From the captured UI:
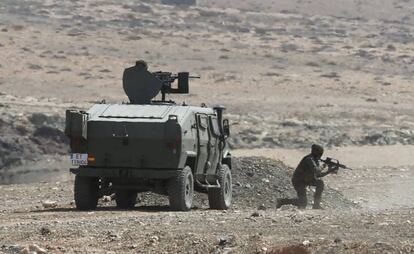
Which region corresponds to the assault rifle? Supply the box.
[320,157,353,172]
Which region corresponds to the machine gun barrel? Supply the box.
[169,75,200,80]
[151,71,200,101]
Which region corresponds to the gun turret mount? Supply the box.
[122,61,199,104]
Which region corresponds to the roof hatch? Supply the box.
[99,105,172,119]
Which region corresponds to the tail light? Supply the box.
[88,155,96,162]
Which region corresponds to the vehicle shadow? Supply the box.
[30,205,204,213]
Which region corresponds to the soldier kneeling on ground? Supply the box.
[277,144,338,209]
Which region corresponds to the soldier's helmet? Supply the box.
[311,144,324,158]
[135,60,148,70]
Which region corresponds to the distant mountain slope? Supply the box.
[199,0,414,24]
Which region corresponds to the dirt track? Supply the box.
[0,181,413,254]
[0,201,413,253]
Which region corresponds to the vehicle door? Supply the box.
[195,114,210,176]
[205,116,220,176]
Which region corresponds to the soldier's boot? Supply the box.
[312,197,323,209]
[276,198,287,209]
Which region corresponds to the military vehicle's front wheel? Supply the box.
[115,190,137,209]
[168,166,194,211]
[74,175,99,210]
[208,164,232,210]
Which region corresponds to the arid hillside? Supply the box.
[199,0,414,24]
[0,0,413,253]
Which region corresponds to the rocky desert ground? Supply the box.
[0,0,413,253]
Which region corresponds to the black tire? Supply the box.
[168,166,194,211]
[115,190,137,209]
[208,164,232,210]
[74,175,99,211]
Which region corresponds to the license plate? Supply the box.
[71,153,88,166]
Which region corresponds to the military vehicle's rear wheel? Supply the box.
[208,164,232,210]
[168,166,194,211]
[115,190,137,209]
[74,175,99,211]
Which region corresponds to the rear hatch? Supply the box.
[87,105,181,169]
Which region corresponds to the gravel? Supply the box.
[135,157,357,210]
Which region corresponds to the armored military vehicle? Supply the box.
[65,61,232,211]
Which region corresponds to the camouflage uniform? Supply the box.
[277,145,330,209]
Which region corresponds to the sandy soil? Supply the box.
[0,0,413,253]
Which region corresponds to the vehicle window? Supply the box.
[198,115,208,129]
[209,116,221,137]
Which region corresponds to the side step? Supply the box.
[195,179,220,189]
